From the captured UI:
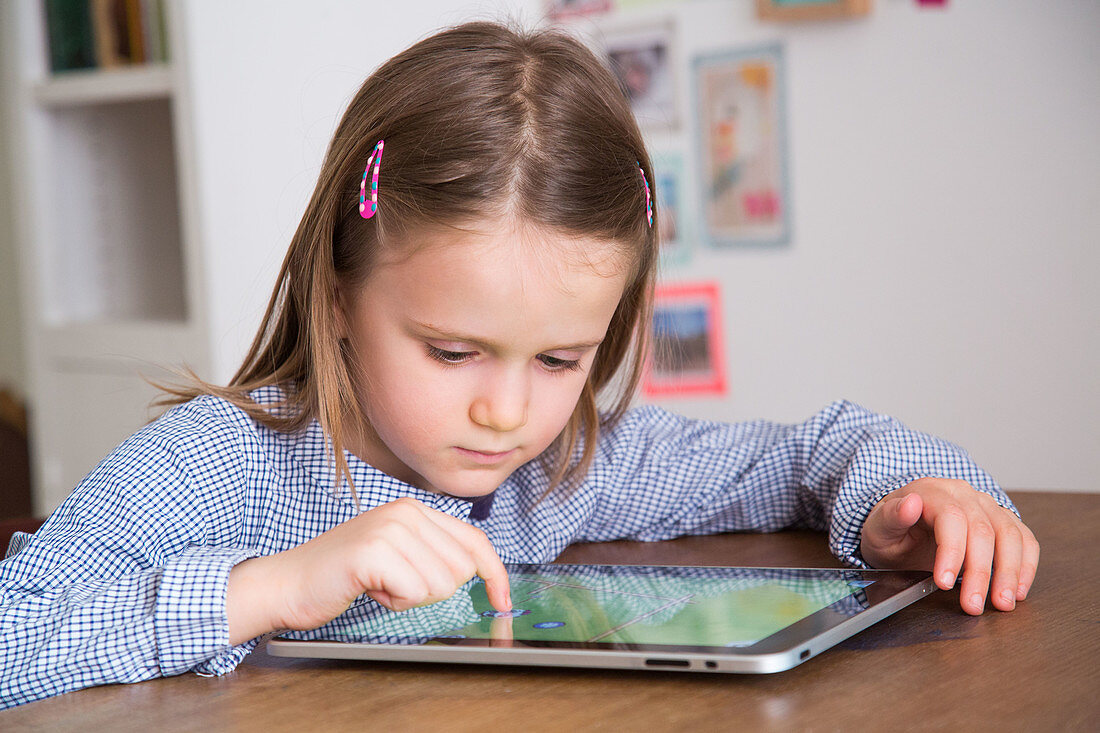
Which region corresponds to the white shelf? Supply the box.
[40,96,188,325]
[7,1,211,513]
[31,65,173,107]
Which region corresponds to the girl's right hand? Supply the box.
[227,497,511,645]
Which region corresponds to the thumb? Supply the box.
[872,492,924,542]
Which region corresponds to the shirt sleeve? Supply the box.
[0,405,261,710]
[576,400,1015,566]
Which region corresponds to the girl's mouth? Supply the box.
[454,447,516,465]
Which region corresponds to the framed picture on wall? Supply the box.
[546,0,613,21]
[652,151,692,268]
[693,44,790,248]
[756,0,872,23]
[600,19,680,131]
[643,281,726,398]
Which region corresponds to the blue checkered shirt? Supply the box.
[0,387,1013,708]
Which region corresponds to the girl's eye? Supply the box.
[537,354,582,372]
[426,345,475,365]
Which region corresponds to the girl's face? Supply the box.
[337,220,630,498]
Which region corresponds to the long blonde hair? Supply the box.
[159,21,658,503]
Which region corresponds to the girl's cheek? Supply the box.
[547,380,587,428]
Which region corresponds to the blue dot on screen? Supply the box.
[533,621,565,629]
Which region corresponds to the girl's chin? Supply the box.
[434,481,503,500]
[403,463,503,498]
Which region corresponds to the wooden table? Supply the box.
[2,492,1097,731]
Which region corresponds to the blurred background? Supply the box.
[1,0,1097,518]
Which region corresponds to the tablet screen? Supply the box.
[311,564,883,651]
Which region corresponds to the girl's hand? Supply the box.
[859,478,1039,615]
[228,497,511,644]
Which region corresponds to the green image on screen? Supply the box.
[334,566,868,649]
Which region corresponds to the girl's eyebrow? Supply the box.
[410,320,604,352]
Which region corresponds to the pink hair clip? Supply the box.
[359,140,385,219]
[638,162,652,228]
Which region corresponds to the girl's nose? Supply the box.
[469,371,529,432]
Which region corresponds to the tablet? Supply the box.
[266,564,935,674]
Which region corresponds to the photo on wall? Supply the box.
[643,281,726,398]
[652,151,691,268]
[601,19,679,131]
[546,0,613,21]
[693,44,790,248]
[755,0,873,23]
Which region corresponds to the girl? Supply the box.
[0,22,1037,708]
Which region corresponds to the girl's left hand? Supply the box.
[859,477,1040,615]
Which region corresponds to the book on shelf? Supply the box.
[44,0,169,74]
[44,0,95,72]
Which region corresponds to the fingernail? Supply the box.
[1000,590,1016,609]
[970,593,984,611]
[1017,583,1027,600]
[941,572,955,587]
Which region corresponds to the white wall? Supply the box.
[646,0,1100,493]
[163,0,1100,491]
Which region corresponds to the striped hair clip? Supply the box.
[359,140,385,219]
[638,162,652,228]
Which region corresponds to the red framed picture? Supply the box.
[642,282,727,398]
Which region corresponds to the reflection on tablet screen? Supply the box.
[318,565,872,649]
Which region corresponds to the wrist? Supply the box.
[226,553,287,645]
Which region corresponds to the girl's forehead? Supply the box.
[380,218,631,283]
[362,219,631,352]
